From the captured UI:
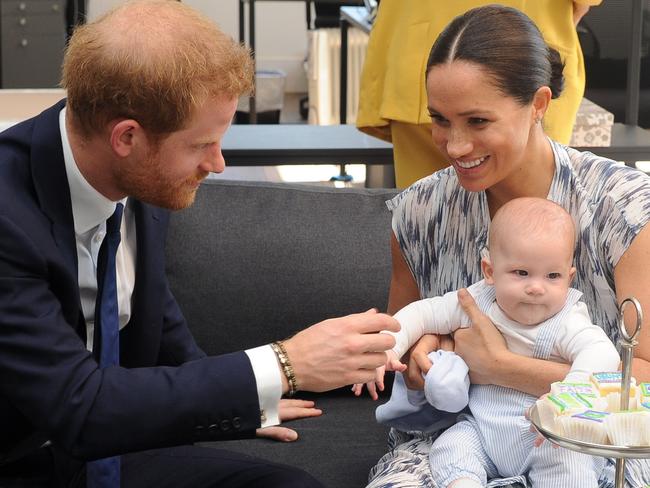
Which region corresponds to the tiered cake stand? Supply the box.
[530,297,649,488]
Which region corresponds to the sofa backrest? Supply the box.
[165,179,399,356]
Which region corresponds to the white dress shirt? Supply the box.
[59,108,281,427]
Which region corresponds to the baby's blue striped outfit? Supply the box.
[428,284,602,487]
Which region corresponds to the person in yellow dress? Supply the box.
[356,0,602,188]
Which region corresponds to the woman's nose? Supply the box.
[446,128,472,159]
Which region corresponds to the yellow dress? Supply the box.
[356,0,602,187]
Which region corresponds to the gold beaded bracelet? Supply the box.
[271,341,298,396]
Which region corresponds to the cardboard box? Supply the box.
[569,97,614,147]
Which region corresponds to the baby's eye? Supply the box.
[514,270,528,277]
[548,272,561,279]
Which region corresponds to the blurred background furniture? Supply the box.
[0,0,66,88]
[579,0,645,126]
[238,0,363,123]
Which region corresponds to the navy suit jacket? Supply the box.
[0,101,260,463]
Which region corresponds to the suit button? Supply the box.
[220,419,231,432]
[232,417,241,429]
[195,425,205,438]
[208,423,218,434]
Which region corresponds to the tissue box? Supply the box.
[569,98,614,147]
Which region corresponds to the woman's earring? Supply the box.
[534,116,542,124]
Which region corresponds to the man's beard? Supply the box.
[116,149,208,210]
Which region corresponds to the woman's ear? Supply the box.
[109,119,143,158]
[531,86,552,123]
[481,256,495,285]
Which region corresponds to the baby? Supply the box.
[358,197,620,488]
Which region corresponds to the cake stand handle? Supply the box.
[615,297,643,488]
[618,297,643,411]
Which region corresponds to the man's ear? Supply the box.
[109,119,143,158]
[481,256,495,285]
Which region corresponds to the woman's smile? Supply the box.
[454,156,488,169]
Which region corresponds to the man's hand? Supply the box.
[256,399,322,442]
[282,309,400,393]
[453,289,508,384]
[402,334,454,390]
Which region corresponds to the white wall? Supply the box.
[87,0,309,92]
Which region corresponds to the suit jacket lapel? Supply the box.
[29,100,84,337]
[30,100,78,277]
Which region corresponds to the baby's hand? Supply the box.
[526,394,558,449]
[385,350,407,373]
[351,351,406,401]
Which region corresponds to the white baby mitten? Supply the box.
[424,350,470,413]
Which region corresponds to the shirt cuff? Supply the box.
[245,345,282,427]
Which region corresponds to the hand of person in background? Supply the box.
[256,399,322,442]
[283,309,400,393]
[453,288,509,385]
[572,2,591,26]
[351,349,407,400]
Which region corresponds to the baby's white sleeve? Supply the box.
[389,290,467,359]
[558,303,620,381]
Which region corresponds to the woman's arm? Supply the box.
[388,233,446,389]
[454,289,570,397]
[613,224,650,382]
[387,233,420,315]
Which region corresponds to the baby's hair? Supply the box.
[489,198,575,256]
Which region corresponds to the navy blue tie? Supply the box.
[87,203,123,488]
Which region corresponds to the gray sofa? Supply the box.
[165,179,400,488]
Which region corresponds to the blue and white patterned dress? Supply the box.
[369,140,650,488]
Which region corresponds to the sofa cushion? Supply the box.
[166,179,399,355]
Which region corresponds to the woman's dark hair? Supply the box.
[426,4,564,104]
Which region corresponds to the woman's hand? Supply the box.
[401,334,454,389]
[453,288,508,384]
[256,399,322,442]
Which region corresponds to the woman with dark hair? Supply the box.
[367,5,650,487]
[356,0,600,189]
